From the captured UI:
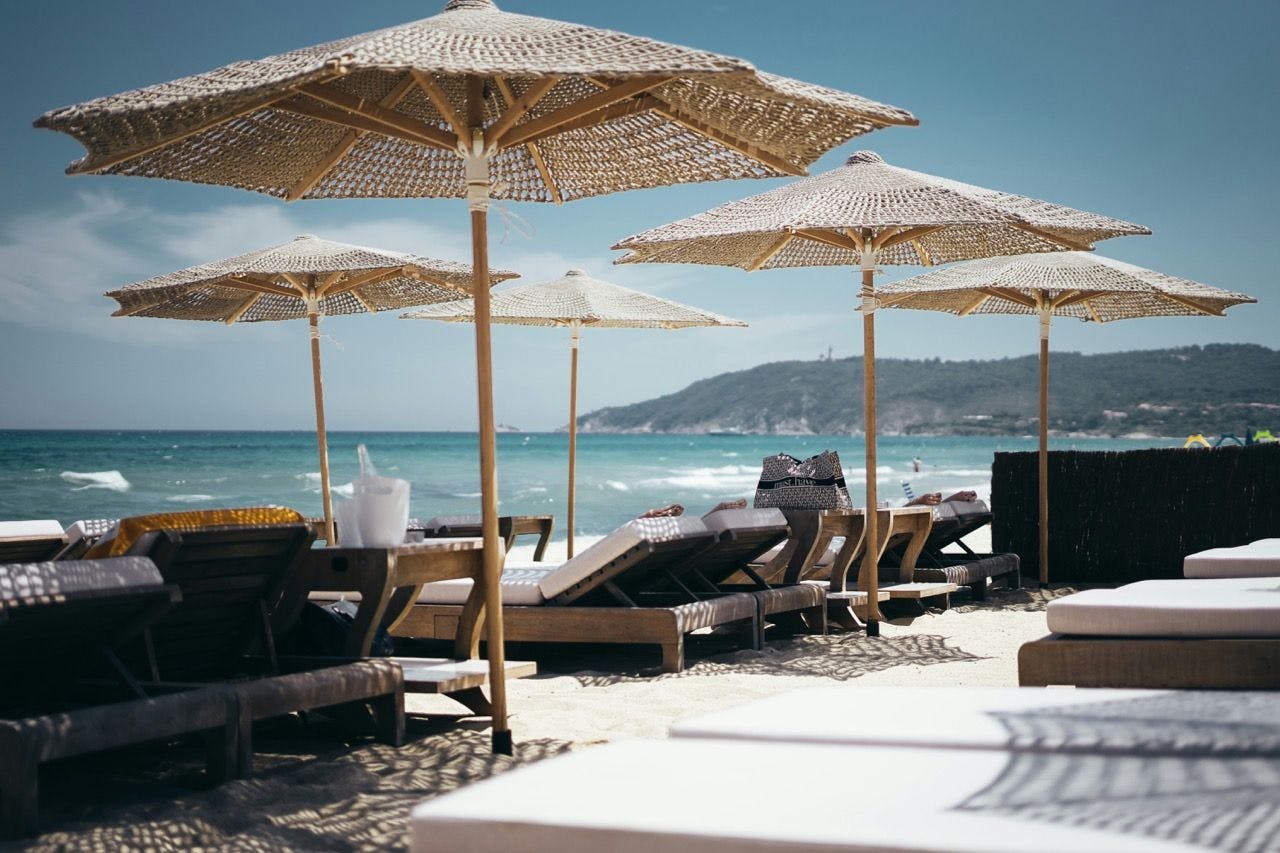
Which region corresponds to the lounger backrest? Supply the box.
[539,516,715,605]
[0,520,68,563]
[127,523,315,680]
[677,508,790,587]
[0,557,176,683]
[925,500,991,550]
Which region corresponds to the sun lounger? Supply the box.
[100,514,406,768]
[1183,538,1280,578]
[662,508,827,640]
[57,518,117,560]
[411,735,1267,852]
[885,500,1021,598]
[0,557,239,837]
[0,520,67,563]
[671,685,1280,756]
[411,514,554,561]
[392,516,761,672]
[1019,577,1280,688]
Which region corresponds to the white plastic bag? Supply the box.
[338,445,410,548]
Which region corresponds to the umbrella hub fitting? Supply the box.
[463,131,491,213]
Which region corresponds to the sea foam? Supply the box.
[61,470,131,492]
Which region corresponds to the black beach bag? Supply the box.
[753,451,853,510]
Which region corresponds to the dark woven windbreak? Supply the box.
[35,0,916,202]
[992,444,1280,583]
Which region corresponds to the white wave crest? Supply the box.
[61,470,131,492]
[605,481,630,491]
[644,464,759,493]
[168,494,215,503]
[297,472,354,497]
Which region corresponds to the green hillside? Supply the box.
[578,344,1280,437]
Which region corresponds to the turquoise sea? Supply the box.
[0,430,1178,536]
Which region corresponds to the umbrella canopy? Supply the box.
[35,1,917,201]
[107,234,517,321]
[107,233,518,546]
[614,151,1149,615]
[38,0,914,754]
[405,269,746,554]
[876,252,1255,582]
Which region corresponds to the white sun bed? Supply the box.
[1183,538,1280,578]
[412,737,1258,852]
[1020,578,1280,688]
[1044,577,1280,637]
[0,520,67,562]
[670,685,1280,756]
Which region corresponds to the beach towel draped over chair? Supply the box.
[85,506,305,558]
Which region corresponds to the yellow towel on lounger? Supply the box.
[86,506,305,558]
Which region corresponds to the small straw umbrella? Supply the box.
[403,268,746,556]
[105,234,517,544]
[875,251,1256,583]
[36,0,914,753]
[614,151,1149,614]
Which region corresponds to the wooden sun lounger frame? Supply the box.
[0,536,67,564]
[394,534,763,672]
[883,505,1020,599]
[659,517,827,642]
[1019,634,1280,689]
[0,557,238,838]
[124,525,407,757]
[415,514,555,562]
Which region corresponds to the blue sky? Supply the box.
[2,0,1275,431]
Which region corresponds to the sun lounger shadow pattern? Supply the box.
[950,693,1280,852]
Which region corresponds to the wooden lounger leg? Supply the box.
[373,690,406,746]
[743,616,763,652]
[660,638,685,674]
[445,686,492,718]
[204,705,241,783]
[971,581,988,601]
[234,708,254,779]
[866,619,880,638]
[0,727,39,839]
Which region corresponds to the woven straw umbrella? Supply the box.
[614,150,1149,611]
[876,251,1255,583]
[105,234,517,545]
[404,268,746,556]
[35,0,913,753]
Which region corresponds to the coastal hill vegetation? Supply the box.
[578,344,1280,437]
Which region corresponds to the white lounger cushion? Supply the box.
[1046,578,1280,637]
[411,566,552,606]
[1184,539,1280,578]
[671,686,1280,755]
[0,519,66,540]
[412,738,1220,852]
[701,507,786,535]
[536,515,708,600]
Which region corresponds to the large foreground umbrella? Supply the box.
[404,268,746,556]
[105,234,516,545]
[614,151,1148,611]
[875,251,1255,583]
[37,0,914,751]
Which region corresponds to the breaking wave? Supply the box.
[61,470,131,492]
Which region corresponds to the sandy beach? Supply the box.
[20,552,1076,851]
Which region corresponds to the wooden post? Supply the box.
[307,294,336,545]
[858,244,884,623]
[567,323,581,558]
[1038,305,1051,585]
[465,76,511,755]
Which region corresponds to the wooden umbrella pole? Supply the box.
[1038,305,1051,585]
[859,249,884,626]
[464,84,511,754]
[567,323,581,558]
[307,298,336,545]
